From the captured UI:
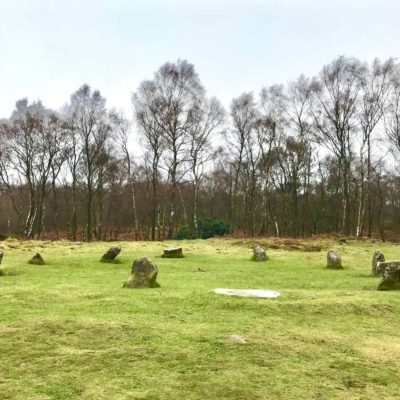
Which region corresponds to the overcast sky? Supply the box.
[1,0,399,119]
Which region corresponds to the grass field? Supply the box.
[0,237,399,400]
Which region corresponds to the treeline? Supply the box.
[1,56,400,241]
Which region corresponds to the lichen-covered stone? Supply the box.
[372,250,385,276]
[161,247,183,258]
[101,246,121,262]
[327,250,342,269]
[123,257,160,289]
[252,245,268,261]
[376,260,400,290]
[28,253,45,265]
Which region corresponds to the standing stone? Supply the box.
[252,245,268,261]
[376,261,400,290]
[372,250,385,276]
[28,253,45,265]
[327,250,342,269]
[123,257,160,288]
[0,251,4,276]
[101,246,122,262]
[161,247,183,258]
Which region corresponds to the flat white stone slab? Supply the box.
[211,288,280,298]
[230,335,248,344]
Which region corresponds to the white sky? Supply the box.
[1,0,399,119]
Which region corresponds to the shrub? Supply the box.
[174,218,230,240]
[198,218,230,239]
[0,233,21,241]
[174,227,189,240]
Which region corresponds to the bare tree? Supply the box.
[385,64,400,167]
[285,76,313,235]
[0,100,67,238]
[228,92,257,230]
[63,112,82,241]
[258,85,286,235]
[109,110,140,239]
[187,97,224,235]
[356,58,395,237]
[68,84,109,241]
[311,56,366,234]
[133,80,165,241]
[134,60,205,239]
[35,111,69,238]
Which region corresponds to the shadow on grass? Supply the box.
[100,259,123,264]
[0,268,23,276]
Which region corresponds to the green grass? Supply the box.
[0,237,399,399]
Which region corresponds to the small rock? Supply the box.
[101,246,121,262]
[372,250,385,276]
[28,253,45,265]
[123,257,160,289]
[162,247,183,258]
[327,250,342,269]
[230,335,248,344]
[252,245,268,261]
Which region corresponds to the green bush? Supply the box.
[0,233,21,241]
[198,218,230,239]
[174,218,230,240]
[174,227,189,240]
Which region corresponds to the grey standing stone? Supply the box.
[123,257,160,288]
[28,253,45,265]
[101,246,122,262]
[252,245,268,261]
[376,260,400,290]
[161,247,183,258]
[372,250,385,276]
[327,250,342,269]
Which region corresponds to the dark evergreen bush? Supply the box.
[174,218,229,240]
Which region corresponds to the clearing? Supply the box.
[0,238,399,399]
